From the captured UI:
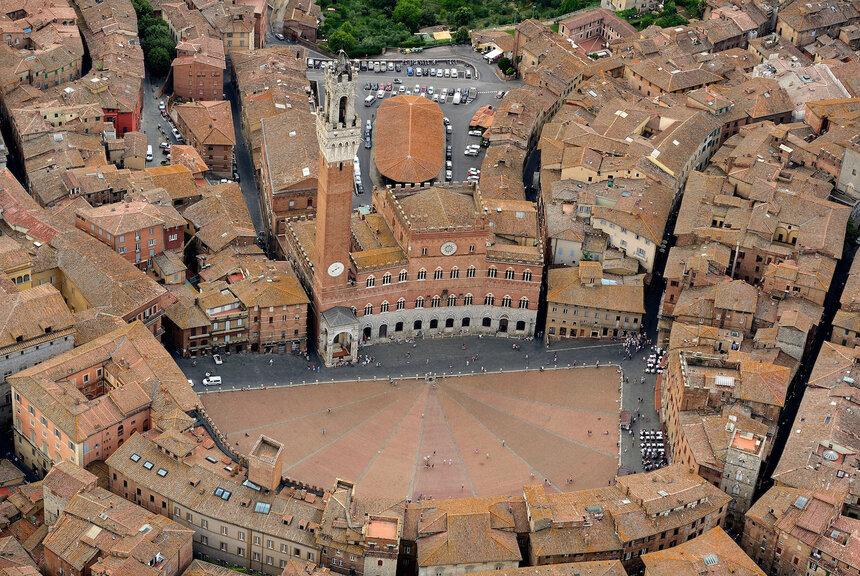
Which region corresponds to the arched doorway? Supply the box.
[462,317,470,327]
[499,319,509,333]
[414,320,423,330]
[362,327,371,340]
[429,319,438,329]
[482,317,491,327]
[395,321,404,332]
[445,318,454,328]
[379,324,388,338]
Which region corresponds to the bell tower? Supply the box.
[314,51,360,297]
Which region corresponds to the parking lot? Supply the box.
[305,46,519,205]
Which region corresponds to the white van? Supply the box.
[452,91,461,105]
[451,68,458,78]
[202,376,222,386]
[146,145,153,161]
[364,94,376,106]
[376,89,385,100]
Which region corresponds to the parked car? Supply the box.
[275,33,285,41]
[393,77,402,84]
[187,379,194,387]
[158,100,166,110]
[213,354,223,365]
[160,109,168,118]
[159,142,170,149]
[468,130,483,136]
[399,86,406,94]
[365,136,372,149]
[395,63,401,72]
[445,170,453,181]
[202,376,222,386]
[364,82,371,90]
[465,69,472,79]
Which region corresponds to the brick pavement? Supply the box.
[201,366,622,499]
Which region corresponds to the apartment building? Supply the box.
[172,36,226,102]
[642,527,765,576]
[0,282,75,435]
[172,100,235,176]
[546,262,645,341]
[183,183,256,254]
[402,496,527,576]
[9,321,199,478]
[742,487,857,576]
[525,465,731,575]
[43,462,194,576]
[317,480,404,576]
[106,431,325,576]
[776,0,860,46]
[75,200,185,269]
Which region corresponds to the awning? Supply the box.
[484,48,503,61]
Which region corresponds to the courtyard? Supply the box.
[201,366,622,499]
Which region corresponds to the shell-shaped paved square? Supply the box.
[201,366,621,499]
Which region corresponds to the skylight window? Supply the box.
[143,461,154,470]
[130,453,141,462]
[157,469,168,477]
[254,502,271,514]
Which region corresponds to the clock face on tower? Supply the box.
[440,241,458,256]
[327,261,345,277]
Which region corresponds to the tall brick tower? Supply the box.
[313,51,360,299]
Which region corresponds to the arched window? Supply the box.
[467,266,476,278]
[431,295,441,308]
[364,303,373,315]
[450,267,459,279]
[484,294,495,306]
[519,297,529,309]
[366,276,375,288]
[487,266,497,278]
[415,297,424,308]
[448,294,457,306]
[434,268,443,280]
[380,301,389,313]
[398,270,408,282]
[396,298,406,310]
[464,293,473,306]
[505,268,515,280]
[502,295,512,308]
[382,273,391,285]
[417,268,427,280]
[523,270,532,282]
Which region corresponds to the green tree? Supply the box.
[392,0,422,31]
[327,27,357,52]
[453,26,470,44]
[147,46,171,76]
[453,5,472,26]
[560,0,588,13]
[496,56,512,71]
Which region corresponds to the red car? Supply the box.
[385,82,392,91]
[160,110,168,118]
